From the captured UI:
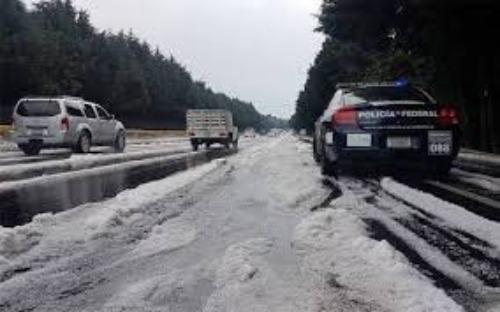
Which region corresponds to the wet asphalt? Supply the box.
[0,148,235,227]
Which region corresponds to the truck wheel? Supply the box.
[74,131,91,154]
[205,142,211,149]
[113,130,126,153]
[18,143,42,156]
[192,142,199,151]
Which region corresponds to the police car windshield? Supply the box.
[345,86,432,105]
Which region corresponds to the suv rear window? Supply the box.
[344,87,432,105]
[16,100,61,117]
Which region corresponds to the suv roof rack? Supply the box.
[23,95,84,100]
[60,95,84,100]
[336,81,410,89]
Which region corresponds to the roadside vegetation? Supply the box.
[0,0,287,131]
[0,125,10,138]
[291,0,500,153]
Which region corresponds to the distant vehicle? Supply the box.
[267,128,282,137]
[186,109,239,151]
[12,96,126,156]
[314,82,461,175]
[243,128,257,138]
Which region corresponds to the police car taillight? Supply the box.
[333,106,358,126]
[438,106,459,126]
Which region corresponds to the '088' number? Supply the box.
[429,143,451,155]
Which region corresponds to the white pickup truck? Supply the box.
[186,109,239,151]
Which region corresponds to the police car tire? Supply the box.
[320,152,337,176]
[313,139,320,163]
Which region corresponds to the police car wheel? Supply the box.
[313,139,320,163]
[320,152,337,176]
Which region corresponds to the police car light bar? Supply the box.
[336,81,410,89]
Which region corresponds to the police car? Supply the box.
[313,82,461,175]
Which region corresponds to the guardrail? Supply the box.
[126,129,186,139]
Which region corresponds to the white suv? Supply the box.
[11,96,126,156]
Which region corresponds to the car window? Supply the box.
[320,90,343,121]
[331,90,343,108]
[96,106,111,120]
[84,104,97,119]
[344,93,371,106]
[65,103,84,117]
[16,100,61,117]
[345,87,432,104]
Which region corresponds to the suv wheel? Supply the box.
[19,143,42,156]
[113,130,126,153]
[74,131,91,154]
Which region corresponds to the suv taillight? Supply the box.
[438,106,459,126]
[61,117,70,131]
[333,106,358,126]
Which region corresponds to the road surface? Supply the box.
[1,135,500,311]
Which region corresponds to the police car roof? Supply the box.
[336,81,410,89]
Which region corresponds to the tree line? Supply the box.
[292,0,500,152]
[0,0,286,131]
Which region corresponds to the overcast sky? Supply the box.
[25,0,324,118]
